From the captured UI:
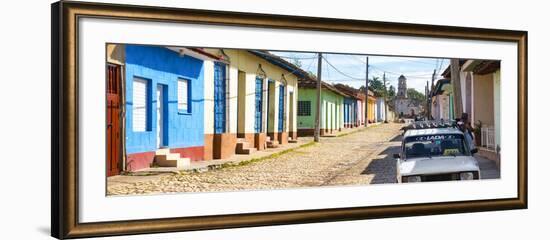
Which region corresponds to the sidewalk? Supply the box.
[476,155,501,179]
[141,136,314,173]
[108,136,314,188]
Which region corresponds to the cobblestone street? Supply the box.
[108,123,405,195]
[108,123,500,195]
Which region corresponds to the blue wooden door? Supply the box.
[344,102,349,124]
[214,62,226,134]
[278,85,284,132]
[254,77,263,133]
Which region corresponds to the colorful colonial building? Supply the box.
[430,79,453,121]
[367,90,377,123]
[376,97,387,122]
[333,84,377,126]
[441,60,501,164]
[297,79,348,136]
[201,49,300,158]
[105,45,301,175]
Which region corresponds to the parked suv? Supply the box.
[395,125,480,183]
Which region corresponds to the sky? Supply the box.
[271,51,450,93]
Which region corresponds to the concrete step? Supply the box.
[236,141,250,149]
[155,148,171,155]
[236,139,257,154]
[154,149,191,168]
[155,153,180,161]
[236,147,257,154]
[156,157,191,168]
[266,140,279,148]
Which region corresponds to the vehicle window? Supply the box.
[404,134,468,159]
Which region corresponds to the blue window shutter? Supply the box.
[214,62,226,134]
[278,85,284,132]
[254,77,263,133]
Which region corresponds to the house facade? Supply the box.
[367,92,377,123]
[105,45,301,175]
[297,80,348,136]
[105,44,217,173]
[430,79,453,121]
[433,60,501,164]
[376,97,386,122]
[201,49,300,158]
[343,96,358,128]
[333,84,379,125]
[441,60,501,163]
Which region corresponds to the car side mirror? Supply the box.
[393,153,401,159]
[470,148,478,154]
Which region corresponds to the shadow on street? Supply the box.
[389,134,403,142]
[361,145,401,184]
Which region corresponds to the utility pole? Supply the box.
[425,81,429,118]
[431,69,436,89]
[383,72,388,123]
[450,59,463,119]
[429,69,436,120]
[364,56,369,127]
[314,53,322,142]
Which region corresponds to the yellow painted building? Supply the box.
[367,95,377,123]
[202,48,300,159]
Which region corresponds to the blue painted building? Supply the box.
[124,45,206,171]
[343,97,357,128]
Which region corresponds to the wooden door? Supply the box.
[107,64,122,176]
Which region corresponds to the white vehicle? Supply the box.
[395,127,480,183]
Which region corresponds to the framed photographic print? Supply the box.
[51,1,527,239]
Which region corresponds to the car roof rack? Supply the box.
[403,120,458,131]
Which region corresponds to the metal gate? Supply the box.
[254,76,263,133]
[214,62,226,134]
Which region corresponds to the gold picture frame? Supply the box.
[51,1,527,239]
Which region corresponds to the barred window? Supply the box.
[298,101,311,116]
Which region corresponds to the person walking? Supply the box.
[458,113,476,151]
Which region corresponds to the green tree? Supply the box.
[406,88,426,102]
[369,77,386,97]
[387,85,396,98]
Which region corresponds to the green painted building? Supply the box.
[297,80,349,136]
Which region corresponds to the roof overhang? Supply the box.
[166,47,222,61]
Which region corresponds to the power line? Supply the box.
[322,56,365,80]
[273,54,318,60]
[355,55,443,66]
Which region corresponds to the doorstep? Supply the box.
[131,136,314,174]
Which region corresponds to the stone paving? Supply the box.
[107,123,404,195]
[107,123,501,195]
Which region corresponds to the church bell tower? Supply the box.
[397,75,407,98]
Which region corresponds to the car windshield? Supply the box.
[404,134,468,159]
